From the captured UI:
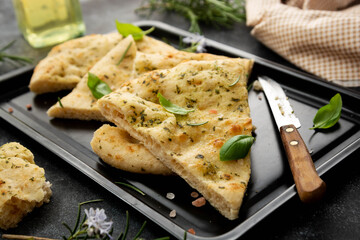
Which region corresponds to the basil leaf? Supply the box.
[220,135,254,161]
[115,20,154,40]
[310,93,342,130]
[186,121,208,126]
[157,92,195,115]
[87,72,112,99]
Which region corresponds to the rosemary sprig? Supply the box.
[0,40,32,64]
[136,0,246,33]
[4,200,167,240]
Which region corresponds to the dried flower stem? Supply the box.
[2,234,59,240]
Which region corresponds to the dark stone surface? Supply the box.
[1,1,360,239]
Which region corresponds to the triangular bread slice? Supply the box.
[48,36,227,121]
[97,58,254,220]
[47,35,137,121]
[91,124,172,175]
[29,32,123,94]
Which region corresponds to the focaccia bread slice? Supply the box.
[0,142,34,164]
[48,36,227,121]
[0,142,52,230]
[97,58,254,220]
[29,32,123,94]
[47,35,137,121]
[91,124,172,175]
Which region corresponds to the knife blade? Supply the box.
[259,76,326,203]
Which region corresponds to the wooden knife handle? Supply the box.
[280,124,326,203]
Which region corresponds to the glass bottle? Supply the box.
[12,0,86,48]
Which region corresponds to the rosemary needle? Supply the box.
[0,40,32,64]
[117,42,133,65]
[115,181,146,195]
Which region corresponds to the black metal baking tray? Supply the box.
[0,21,359,240]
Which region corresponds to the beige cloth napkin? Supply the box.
[246,0,360,87]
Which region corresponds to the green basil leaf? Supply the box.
[157,92,195,115]
[220,135,254,161]
[115,20,154,40]
[87,72,112,99]
[310,93,342,130]
[186,121,208,126]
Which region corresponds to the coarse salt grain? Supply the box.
[166,192,175,200]
[192,197,206,207]
[169,209,176,218]
[253,80,263,91]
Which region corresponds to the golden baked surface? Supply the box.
[47,35,227,121]
[91,124,172,175]
[47,35,137,121]
[29,33,123,94]
[98,58,254,220]
[0,142,52,230]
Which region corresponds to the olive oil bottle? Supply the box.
[12,0,85,48]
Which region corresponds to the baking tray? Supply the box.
[0,21,359,240]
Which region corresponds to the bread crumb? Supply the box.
[8,107,13,113]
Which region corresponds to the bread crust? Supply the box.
[91,124,172,175]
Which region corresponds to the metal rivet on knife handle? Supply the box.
[290,140,298,146]
[286,127,294,133]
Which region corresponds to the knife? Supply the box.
[258,76,326,203]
